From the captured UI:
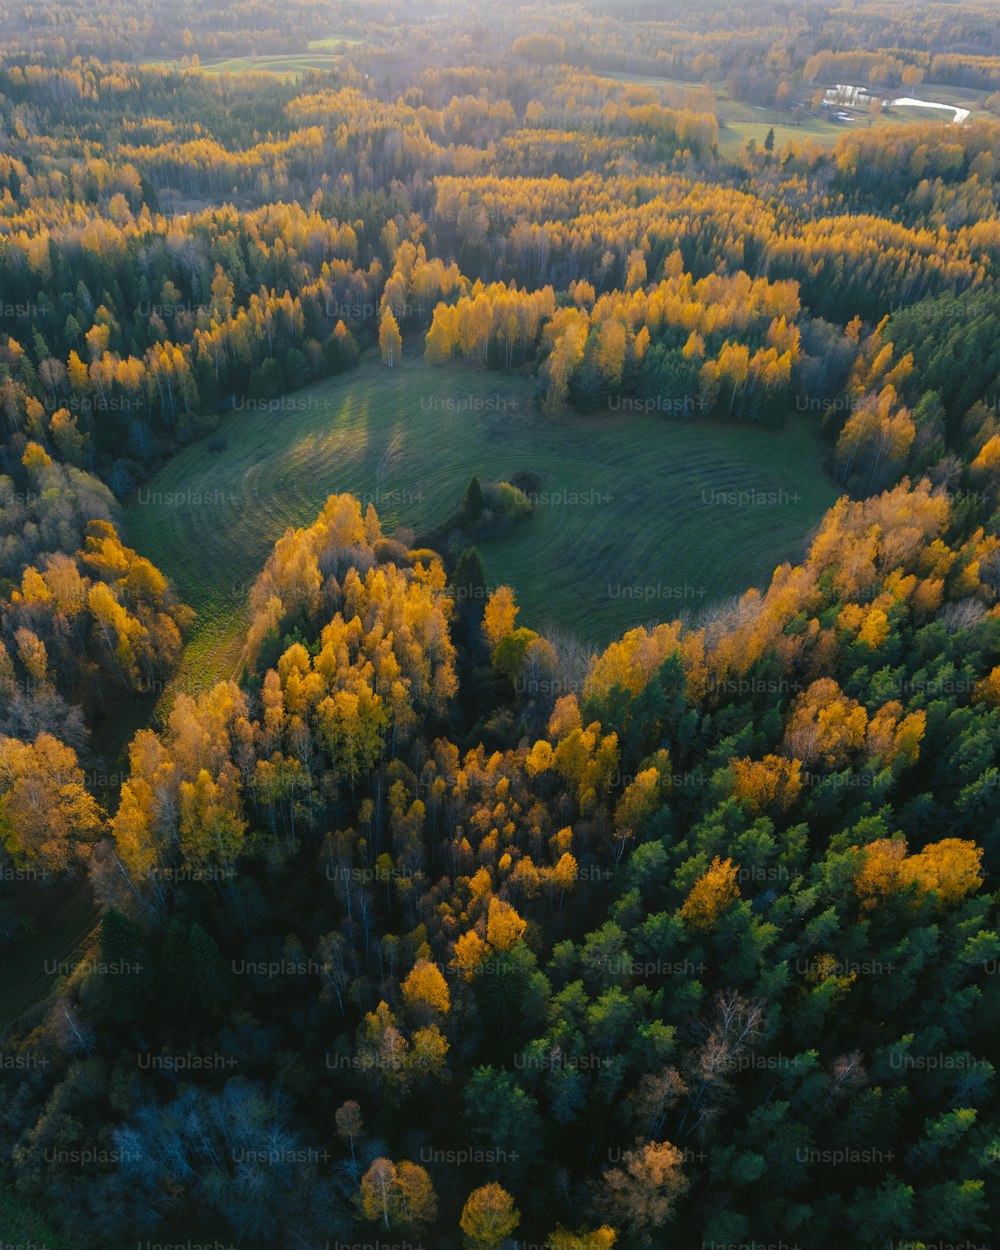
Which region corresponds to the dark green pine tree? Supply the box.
[187,922,233,1016]
[460,474,487,527]
[159,918,195,1021]
[98,906,153,1019]
[451,545,488,611]
[463,1066,542,1182]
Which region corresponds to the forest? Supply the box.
[0,1,999,1248]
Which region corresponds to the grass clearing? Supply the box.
[126,355,838,705]
[307,35,363,49]
[144,48,360,77]
[717,116,844,151]
[197,52,347,76]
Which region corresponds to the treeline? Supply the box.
[826,292,1000,536]
[0,0,379,60]
[420,264,800,418]
[0,199,376,484]
[0,437,192,749]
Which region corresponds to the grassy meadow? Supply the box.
[126,354,838,706]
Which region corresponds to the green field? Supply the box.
[717,115,844,152]
[307,34,363,49]
[126,355,838,704]
[145,41,361,77]
[195,51,347,76]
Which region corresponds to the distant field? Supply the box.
[307,34,363,48]
[606,72,849,149]
[196,52,348,75]
[606,70,992,151]
[126,355,837,704]
[605,70,706,94]
[717,115,844,151]
[717,95,989,152]
[145,40,361,77]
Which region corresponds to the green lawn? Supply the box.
[125,355,839,704]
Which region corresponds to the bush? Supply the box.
[373,537,411,564]
[408,547,443,566]
[485,477,530,517]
